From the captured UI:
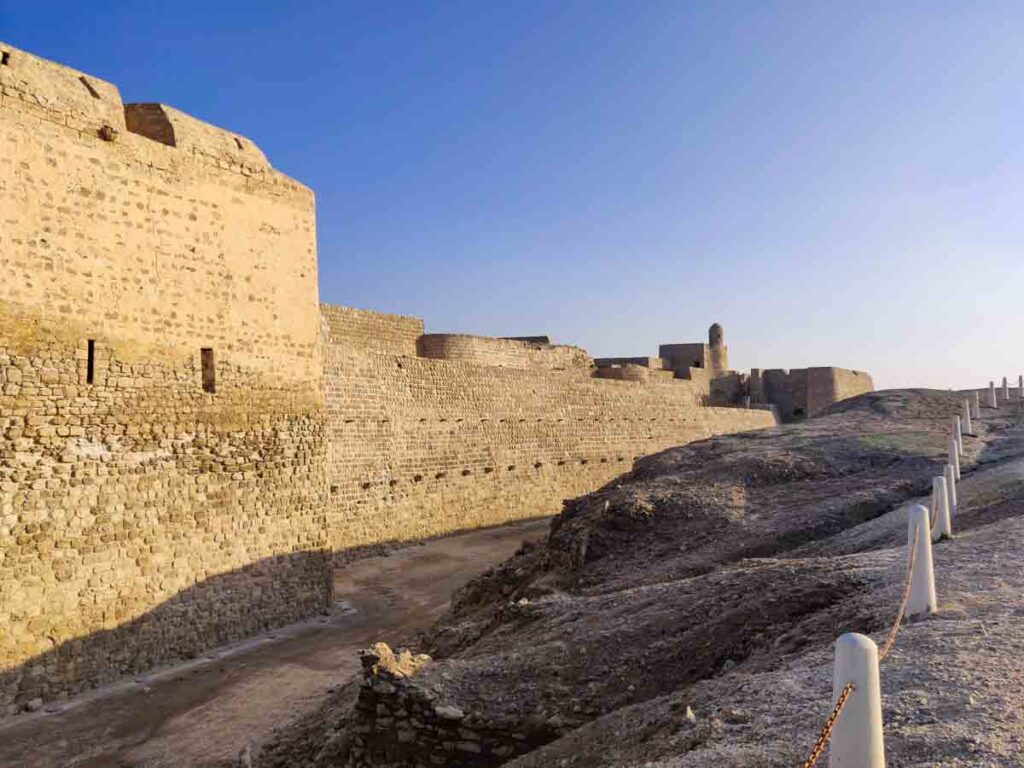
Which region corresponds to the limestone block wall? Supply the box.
[322,306,776,552]
[0,43,327,712]
[0,42,320,381]
[828,368,875,412]
[752,367,874,421]
[416,334,592,370]
[321,305,424,356]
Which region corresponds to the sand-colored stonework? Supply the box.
[0,42,326,713]
[0,41,866,713]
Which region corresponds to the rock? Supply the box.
[435,704,465,720]
[24,698,43,712]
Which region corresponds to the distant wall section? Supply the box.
[322,305,776,551]
[417,334,592,370]
[750,367,874,421]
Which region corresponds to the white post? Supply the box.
[943,463,957,518]
[988,381,998,408]
[931,475,952,540]
[948,436,960,480]
[829,633,886,768]
[961,398,973,435]
[971,391,981,419]
[952,415,963,457]
[1002,377,1009,402]
[907,504,938,618]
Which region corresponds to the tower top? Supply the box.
[709,323,724,348]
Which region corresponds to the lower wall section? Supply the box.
[0,310,328,714]
[323,345,776,553]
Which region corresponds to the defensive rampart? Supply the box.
[0,42,784,714]
[322,308,776,552]
[750,367,874,421]
[0,43,326,713]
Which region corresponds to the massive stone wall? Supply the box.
[0,43,327,713]
[322,307,776,552]
[751,367,874,421]
[0,42,784,714]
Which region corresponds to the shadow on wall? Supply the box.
[0,550,331,716]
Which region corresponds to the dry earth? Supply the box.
[257,389,1024,767]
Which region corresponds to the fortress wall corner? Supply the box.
[0,43,327,713]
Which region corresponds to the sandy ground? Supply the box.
[0,519,549,768]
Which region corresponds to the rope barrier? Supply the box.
[800,514,922,764]
[802,682,855,768]
[879,524,919,663]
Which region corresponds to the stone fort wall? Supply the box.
[0,43,327,713]
[750,367,874,421]
[321,307,776,552]
[0,42,782,713]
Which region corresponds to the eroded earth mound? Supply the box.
[259,390,1024,767]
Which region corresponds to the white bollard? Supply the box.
[948,436,960,480]
[931,475,952,540]
[961,398,973,436]
[829,633,886,768]
[971,391,981,419]
[944,463,957,518]
[988,381,998,408]
[952,415,963,457]
[907,504,938,618]
[1002,377,1009,402]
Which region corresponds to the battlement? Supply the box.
[0,41,124,132]
[0,41,279,179]
[0,41,317,381]
[417,333,592,369]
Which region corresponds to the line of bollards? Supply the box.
[825,399,970,766]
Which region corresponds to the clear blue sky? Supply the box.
[4,1,1023,390]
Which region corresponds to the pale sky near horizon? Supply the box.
[4,2,1023,391]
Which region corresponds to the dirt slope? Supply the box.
[259,390,1024,767]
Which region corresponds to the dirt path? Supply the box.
[0,519,549,768]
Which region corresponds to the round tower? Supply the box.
[708,322,724,348]
[707,322,728,374]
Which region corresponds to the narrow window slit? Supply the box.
[201,348,216,393]
[1,51,11,66]
[86,339,95,384]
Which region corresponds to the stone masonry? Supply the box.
[0,41,865,713]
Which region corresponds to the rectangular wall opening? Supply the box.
[201,348,216,393]
[1,51,10,66]
[86,340,95,385]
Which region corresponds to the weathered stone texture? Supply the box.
[0,42,326,714]
[322,305,424,357]
[0,41,781,714]
[751,367,874,421]
[322,306,776,551]
[416,334,592,369]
